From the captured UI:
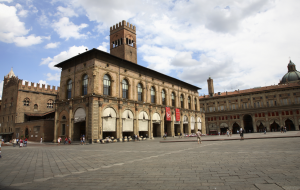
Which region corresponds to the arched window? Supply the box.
[23,98,30,106]
[162,90,166,105]
[47,99,54,108]
[137,83,143,101]
[34,104,38,111]
[82,74,88,95]
[151,87,155,103]
[62,116,66,120]
[171,92,175,107]
[103,74,111,95]
[188,96,191,109]
[122,79,128,99]
[194,98,197,110]
[67,79,72,99]
[180,95,184,108]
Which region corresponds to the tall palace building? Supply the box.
[53,20,203,143]
[199,60,300,134]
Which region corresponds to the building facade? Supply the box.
[0,69,58,142]
[54,20,205,143]
[199,60,300,134]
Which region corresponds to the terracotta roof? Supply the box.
[199,81,300,99]
[25,111,55,117]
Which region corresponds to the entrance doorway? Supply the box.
[174,124,180,136]
[270,121,280,132]
[73,121,86,141]
[285,119,295,131]
[257,122,264,132]
[25,128,29,138]
[153,123,161,137]
[183,124,188,134]
[220,127,228,135]
[243,115,253,133]
[232,122,240,134]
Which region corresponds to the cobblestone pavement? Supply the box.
[1,135,300,190]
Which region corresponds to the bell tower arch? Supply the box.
[110,20,137,64]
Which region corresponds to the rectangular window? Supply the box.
[209,107,215,112]
[62,124,65,136]
[220,105,224,111]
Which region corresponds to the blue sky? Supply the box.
[1,0,300,99]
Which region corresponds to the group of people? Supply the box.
[281,126,287,133]
[226,129,232,137]
[57,136,72,145]
[12,138,28,147]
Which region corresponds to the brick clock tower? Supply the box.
[110,20,137,64]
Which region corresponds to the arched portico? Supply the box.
[285,119,295,131]
[73,108,86,141]
[122,109,134,137]
[232,122,240,134]
[152,112,161,137]
[102,107,117,138]
[243,114,253,133]
[138,111,149,137]
[220,123,229,135]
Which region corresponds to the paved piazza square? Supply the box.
[1,134,300,190]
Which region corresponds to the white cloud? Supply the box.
[56,6,78,17]
[46,73,60,81]
[18,9,28,17]
[97,42,109,52]
[38,12,50,27]
[13,35,48,47]
[0,3,46,46]
[40,45,88,70]
[38,80,47,85]
[45,42,60,49]
[52,17,88,40]
[0,0,13,2]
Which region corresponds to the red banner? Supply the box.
[175,108,180,121]
[165,107,171,121]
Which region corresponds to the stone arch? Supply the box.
[183,115,188,124]
[190,116,195,131]
[153,112,161,122]
[197,117,202,130]
[256,120,266,126]
[74,107,86,123]
[269,118,280,125]
[138,111,149,132]
[102,107,117,132]
[285,118,295,131]
[232,122,240,134]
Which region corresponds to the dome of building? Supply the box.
[280,60,300,84]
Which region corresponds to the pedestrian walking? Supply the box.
[58,137,61,145]
[196,129,202,144]
[24,138,28,147]
[82,135,85,145]
[16,138,19,145]
[13,138,16,147]
[284,126,287,133]
[68,137,71,144]
[40,137,42,143]
[226,129,229,137]
[20,139,23,148]
[264,127,267,134]
[240,128,244,140]
[64,137,68,144]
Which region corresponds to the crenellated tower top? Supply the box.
[109,20,137,64]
